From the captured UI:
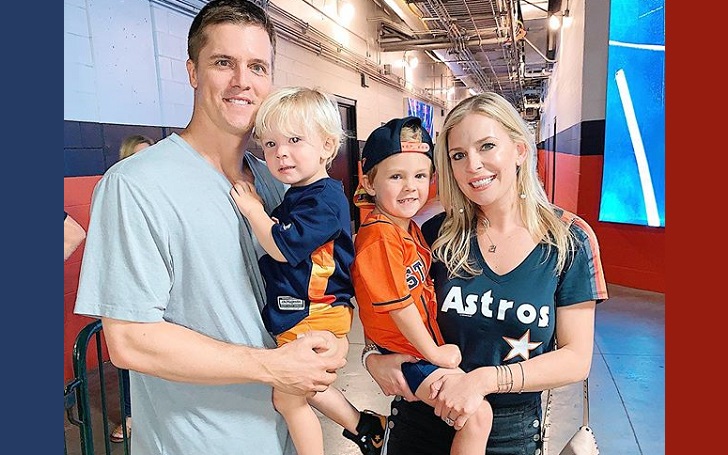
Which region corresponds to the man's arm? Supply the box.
[102,317,345,396]
[363,337,419,402]
[64,214,86,261]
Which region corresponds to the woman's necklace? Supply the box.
[480,218,520,254]
[480,218,498,253]
[483,228,497,253]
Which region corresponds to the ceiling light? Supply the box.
[548,14,561,31]
[337,0,355,24]
[562,0,573,28]
[563,9,573,28]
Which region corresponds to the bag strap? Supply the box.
[541,387,554,452]
[541,378,589,452]
[541,329,592,449]
[582,377,590,427]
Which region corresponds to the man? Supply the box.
[74,1,345,454]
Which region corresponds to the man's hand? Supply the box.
[365,352,419,402]
[265,331,346,396]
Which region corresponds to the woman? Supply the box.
[364,92,608,455]
[119,134,154,160]
[110,133,155,443]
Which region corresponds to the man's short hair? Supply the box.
[187,0,276,63]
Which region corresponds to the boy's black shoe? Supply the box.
[342,410,387,455]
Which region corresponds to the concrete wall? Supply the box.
[537,0,664,293]
[63,0,447,139]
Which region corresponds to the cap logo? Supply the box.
[400,142,431,153]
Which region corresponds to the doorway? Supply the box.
[330,95,360,231]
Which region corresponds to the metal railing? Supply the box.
[64,320,130,455]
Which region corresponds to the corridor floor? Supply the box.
[64,283,665,455]
[321,283,665,455]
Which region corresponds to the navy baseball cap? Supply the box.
[361,116,434,174]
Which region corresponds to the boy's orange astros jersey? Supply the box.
[352,212,444,358]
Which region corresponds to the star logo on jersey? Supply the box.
[502,329,542,361]
[372,435,383,448]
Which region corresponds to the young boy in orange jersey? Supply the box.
[351,117,493,455]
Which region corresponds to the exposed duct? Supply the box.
[379,36,506,52]
[375,0,554,113]
[150,0,552,113]
[375,0,535,108]
[266,2,449,108]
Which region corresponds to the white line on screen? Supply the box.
[614,68,661,227]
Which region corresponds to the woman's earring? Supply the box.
[517,164,524,198]
[458,208,464,213]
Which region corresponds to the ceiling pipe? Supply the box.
[268,2,448,107]
[374,0,536,106]
[380,35,506,52]
[522,36,557,63]
[370,16,417,40]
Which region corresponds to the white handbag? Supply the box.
[541,378,600,455]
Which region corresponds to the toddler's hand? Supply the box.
[231,180,263,217]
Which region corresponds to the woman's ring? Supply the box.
[444,417,454,426]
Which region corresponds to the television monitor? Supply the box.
[598,0,665,227]
[406,98,435,138]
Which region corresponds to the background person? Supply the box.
[365,92,608,455]
[64,211,86,261]
[119,134,154,160]
[74,2,345,454]
[110,133,156,444]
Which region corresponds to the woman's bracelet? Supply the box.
[361,343,381,368]
[516,362,525,394]
[495,364,514,393]
[495,363,526,393]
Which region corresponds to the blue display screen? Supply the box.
[406,98,435,138]
[598,0,665,227]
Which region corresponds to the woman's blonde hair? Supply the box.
[254,86,344,167]
[430,92,575,278]
[119,134,154,160]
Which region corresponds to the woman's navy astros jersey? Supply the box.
[259,178,355,335]
[421,210,608,407]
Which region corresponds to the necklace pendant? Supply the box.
[488,244,497,253]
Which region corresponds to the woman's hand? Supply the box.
[365,352,419,402]
[429,371,486,430]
